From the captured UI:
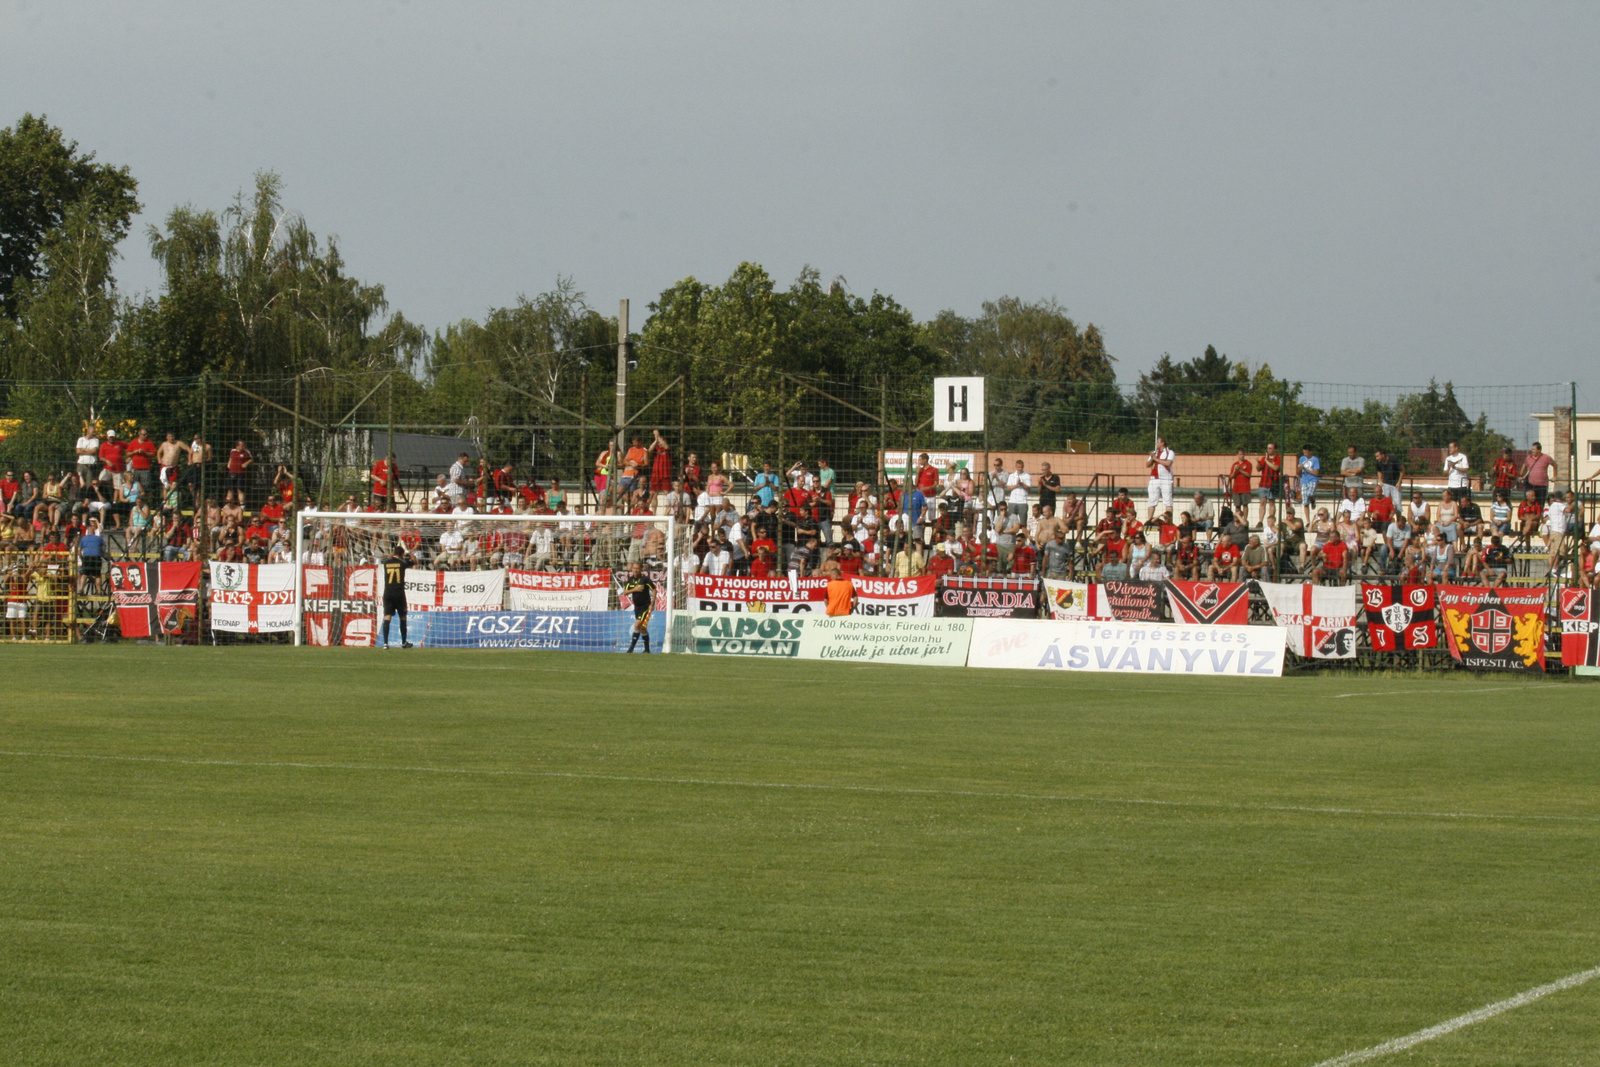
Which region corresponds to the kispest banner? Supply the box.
[1560,588,1597,671]
[966,617,1286,676]
[209,562,295,633]
[1361,584,1437,651]
[1254,581,1360,659]
[849,575,937,616]
[302,565,378,647]
[1438,585,1547,672]
[507,568,610,612]
[935,576,1040,618]
[689,575,828,612]
[405,568,506,612]
[109,561,201,639]
[1165,580,1250,626]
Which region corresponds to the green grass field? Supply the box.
[2,647,1598,1066]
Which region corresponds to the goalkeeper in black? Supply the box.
[381,542,415,649]
[621,562,654,653]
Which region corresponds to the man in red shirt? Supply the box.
[1257,443,1283,518]
[783,483,814,537]
[244,517,272,543]
[1491,447,1518,494]
[126,428,157,496]
[915,453,939,497]
[1209,539,1242,581]
[0,470,16,512]
[97,431,127,486]
[1172,529,1201,579]
[1313,537,1350,585]
[370,457,393,510]
[926,543,954,579]
[1010,532,1037,576]
[226,440,253,505]
[837,542,864,576]
[1367,491,1395,529]
[517,479,546,509]
[259,494,285,525]
[1108,488,1136,522]
[489,461,516,505]
[1229,447,1253,523]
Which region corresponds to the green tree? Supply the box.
[0,114,139,317]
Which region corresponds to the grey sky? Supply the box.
[5,1,1596,400]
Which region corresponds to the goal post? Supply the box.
[291,509,683,651]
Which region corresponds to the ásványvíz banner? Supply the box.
[966,617,1285,676]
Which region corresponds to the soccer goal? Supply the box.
[292,510,685,652]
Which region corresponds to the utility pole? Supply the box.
[609,298,629,509]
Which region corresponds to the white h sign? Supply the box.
[933,377,985,432]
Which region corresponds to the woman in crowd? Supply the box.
[1435,489,1459,544]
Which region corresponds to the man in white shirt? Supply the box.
[1146,437,1175,520]
[1443,442,1471,501]
[76,424,100,475]
[1336,488,1367,523]
[1005,460,1032,525]
[1543,493,1570,565]
[1382,516,1412,573]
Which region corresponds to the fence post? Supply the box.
[291,373,301,513]
[196,371,209,643]
[386,374,395,512]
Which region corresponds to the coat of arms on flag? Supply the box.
[1560,589,1597,671]
[1361,585,1437,651]
[1166,581,1250,626]
[1438,585,1546,672]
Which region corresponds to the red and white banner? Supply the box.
[849,575,936,617]
[1043,579,1111,621]
[404,568,506,612]
[507,568,610,612]
[1255,580,1360,659]
[1166,581,1250,626]
[935,576,1041,618]
[209,562,295,633]
[1560,588,1597,671]
[109,561,201,639]
[689,575,828,612]
[303,565,378,647]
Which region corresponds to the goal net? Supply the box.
[292,510,686,651]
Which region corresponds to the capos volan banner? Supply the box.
[109,561,201,639]
[966,617,1287,676]
[208,562,295,633]
[1437,585,1546,672]
[689,575,828,612]
[690,613,973,665]
[302,564,377,647]
[935,576,1040,618]
[849,575,937,616]
[1360,584,1437,651]
[507,568,610,612]
[404,568,506,612]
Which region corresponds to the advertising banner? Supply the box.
[1560,588,1597,671]
[849,575,937,617]
[302,565,378,647]
[405,568,506,612]
[1438,585,1547,672]
[209,562,295,633]
[935,576,1040,618]
[689,575,828,613]
[415,609,663,651]
[506,568,611,612]
[1361,584,1438,651]
[966,617,1286,676]
[1165,581,1250,626]
[1099,579,1164,622]
[1255,581,1360,659]
[689,613,973,665]
[109,561,201,639]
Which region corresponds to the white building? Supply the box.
[1530,410,1600,489]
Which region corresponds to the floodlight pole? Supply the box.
[610,299,629,509]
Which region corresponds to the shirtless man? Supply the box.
[157,433,190,492]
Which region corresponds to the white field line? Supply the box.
[1309,963,1600,1066]
[0,749,1594,824]
[1331,685,1554,699]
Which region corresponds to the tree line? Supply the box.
[0,114,1513,480]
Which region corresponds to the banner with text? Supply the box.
[416,609,663,651]
[109,561,201,639]
[1438,585,1546,672]
[689,575,828,613]
[405,568,506,612]
[1255,581,1360,659]
[967,617,1286,676]
[303,565,378,647]
[1360,584,1438,651]
[209,562,295,633]
[1560,589,1597,671]
[850,575,937,617]
[935,576,1040,618]
[1165,580,1250,626]
[1099,579,1164,622]
[690,613,972,665]
[507,568,611,612]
